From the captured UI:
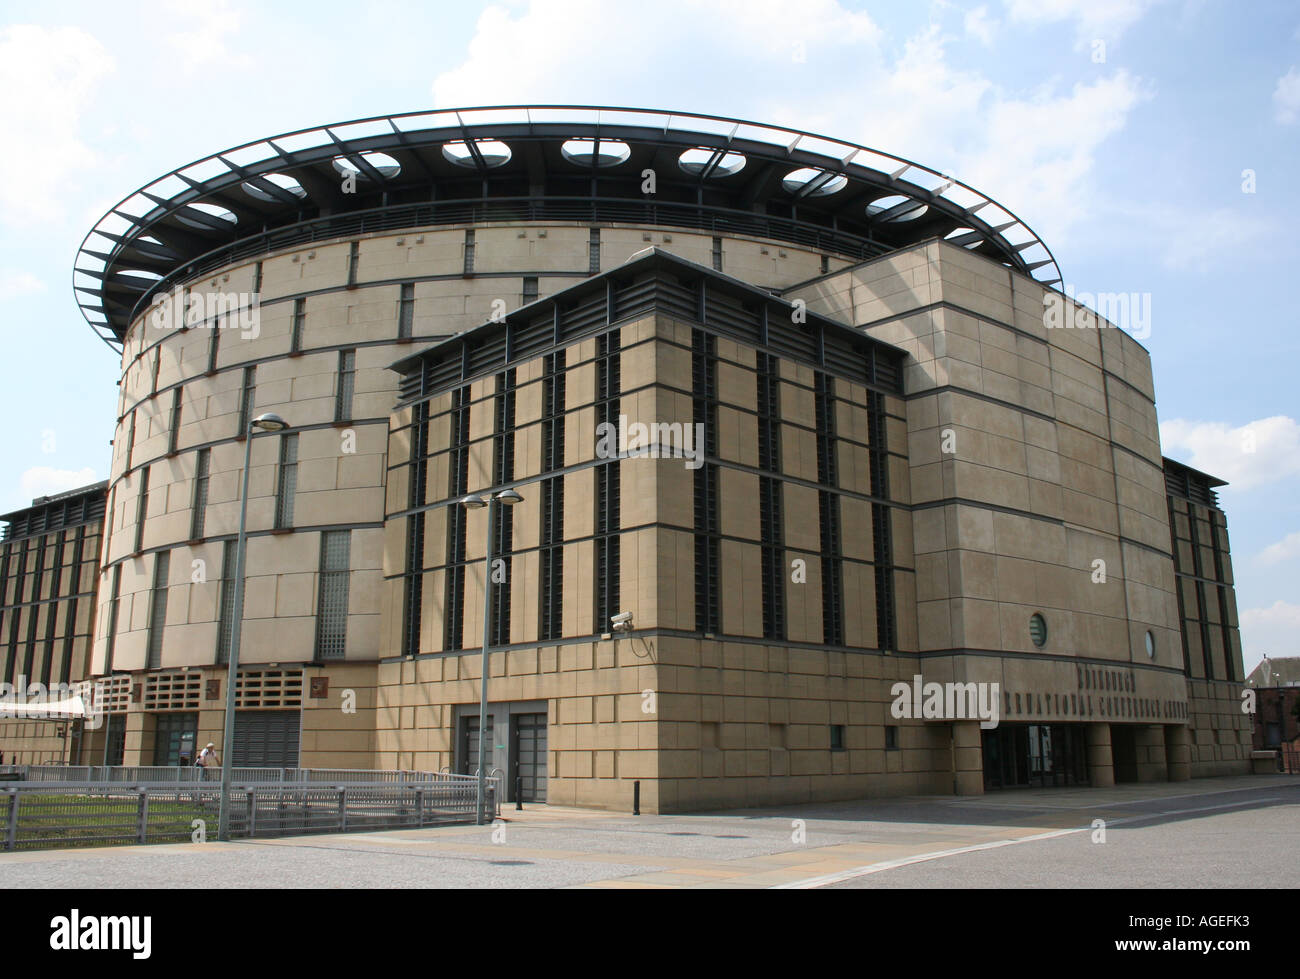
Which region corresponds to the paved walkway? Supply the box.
[1,775,1294,888]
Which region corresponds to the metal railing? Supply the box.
[15,765,451,785]
[2,772,500,852]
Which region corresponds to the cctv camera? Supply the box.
[610,611,633,632]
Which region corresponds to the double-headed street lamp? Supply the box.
[217,412,289,842]
[460,487,523,824]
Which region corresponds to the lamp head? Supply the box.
[252,412,288,432]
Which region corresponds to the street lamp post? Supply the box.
[461,488,523,825]
[217,412,289,842]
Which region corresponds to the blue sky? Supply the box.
[0,0,1295,674]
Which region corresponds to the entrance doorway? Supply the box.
[511,712,548,803]
[1111,726,1139,783]
[459,715,495,776]
[982,723,1089,789]
[152,712,198,767]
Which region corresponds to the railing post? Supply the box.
[5,789,18,852]
[338,787,347,832]
[246,789,256,838]
[416,788,425,828]
[137,790,149,845]
[516,775,523,811]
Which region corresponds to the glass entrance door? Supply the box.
[152,712,198,767]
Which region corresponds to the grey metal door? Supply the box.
[231,710,301,767]
[513,713,547,802]
[461,715,495,775]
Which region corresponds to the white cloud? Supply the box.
[432,0,882,107]
[1259,531,1300,565]
[0,270,46,300]
[1004,0,1161,45]
[164,0,251,71]
[1160,416,1300,491]
[1273,66,1300,124]
[0,25,114,227]
[432,2,1146,243]
[18,467,100,501]
[965,5,998,45]
[1241,600,1300,663]
[1158,206,1272,272]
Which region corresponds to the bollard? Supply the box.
[516,775,523,811]
[633,780,640,816]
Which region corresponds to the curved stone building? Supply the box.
[32,106,1249,806]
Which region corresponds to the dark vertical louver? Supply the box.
[593,331,620,632]
[868,391,895,651]
[815,372,843,646]
[539,352,566,641]
[756,352,784,640]
[443,386,472,650]
[402,401,428,657]
[692,330,720,634]
[490,369,516,647]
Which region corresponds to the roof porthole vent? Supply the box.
[175,202,237,230]
[242,172,307,202]
[331,152,402,180]
[678,147,747,177]
[782,167,847,197]
[561,138,631,167]
[442,140,512,168]
[868,194,928,222]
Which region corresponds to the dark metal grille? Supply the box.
[290,297,305,353]
[756,350,784,640]
[402,402,428,658]
[274,433,298,530]
[539,352,565,641]
[593,331,620,632]
[123,410,135,472]
[759,477,785,641]
[692,330,720,634]
[523,276,539,304]
[168,387,182,455]
[336,349,356,421]
[443,387,471,650]
[347,240,359,288]
[398,283,414,339]
[463,229,476,276]
[490,370,516,648]
[867,391,895,651]
[238,366,255,435]
[588,227,600,275]
[815,373,842,646]
[206,316,220,374]
[216,540,236,665]
[145,550,170,670]
[315,530,350,660]
[133,466,149,553]
[103,563,122,674]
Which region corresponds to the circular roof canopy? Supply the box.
[73,105,1062,350]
